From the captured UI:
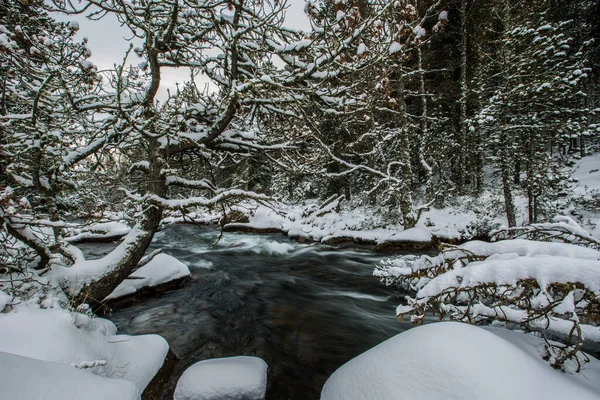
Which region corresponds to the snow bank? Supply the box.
[322,227,432,245]
[0,304,169,397]
[174,356,268,400]
[226,204,434,248]
[321,322,600,400]
[65,221,131,243]
[246,206,286,230]
[0,351,139,400]
[104,253,191,301]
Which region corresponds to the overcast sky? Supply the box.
[54,1,311,100]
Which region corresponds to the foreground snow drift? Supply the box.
[321,322,600,400]
[0,304,169,398]
[174,356,268,400]
[0,351,139,400]
[104,253,191,301]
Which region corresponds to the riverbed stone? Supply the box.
[173,356,268,400]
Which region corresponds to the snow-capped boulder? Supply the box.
[321,322,600,400]
[174,356,268,400]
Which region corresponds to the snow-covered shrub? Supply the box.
[375,219,600,370]
[465,216,502,240]
[492,216,600,250]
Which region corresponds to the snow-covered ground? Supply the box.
[571,152,600,238]
[184,152,600,247]
[572,152,600,199]
[321,322,600,400]
[174,356,268,400]
[0,302,169,400]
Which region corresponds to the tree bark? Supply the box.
[501,157,517,228]
[457,0,468,194]
[73,140,167,310]
[396,69,417,229]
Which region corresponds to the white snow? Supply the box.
[104,253,191,301]
[454,238,600,260]
[415,255,600,299]
[413,25,426,39]
[357,43,368,55]
[0,351,139,400]
[388,41,403,55]
[0,289,11,312]
[52,228,147,294]
[174,356,268,400]
[0,304,169,397]
[224,203,433,247]
[572,152,600,198]
[65,221,131,243]
[321,322,600,400]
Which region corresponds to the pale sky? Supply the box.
[54,1,311,100]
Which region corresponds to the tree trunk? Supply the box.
[457,0,468,194]
[501,159,517,227]
[73,140,167,310]
[396,70,417,229]
[417,46,434,202]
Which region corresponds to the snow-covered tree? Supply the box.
[1,0,110,272]
[472,0,590,225]
[287,0,448,228]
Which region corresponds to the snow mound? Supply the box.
[321,322,600,400]
[0,351,139,400]
[247,206,286,230]
[0,305,168,396]
[104,253,191,300]
[174,356,268,400]
[65,221,131,243]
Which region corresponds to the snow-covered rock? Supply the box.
[0,304,169,397]
[104,253,191,301]
[174,356,268,400]
[0,351,139,400]
[321,322,600,400]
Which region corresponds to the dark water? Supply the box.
[96,225,429,399]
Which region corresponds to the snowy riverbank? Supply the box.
[0,301,169,400]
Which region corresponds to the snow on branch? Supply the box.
[147,190,271,210]
[492,216,600,250]
[376,225,600,370]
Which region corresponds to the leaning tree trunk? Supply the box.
[73,140,167,310]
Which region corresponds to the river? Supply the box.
[86,224,431,399]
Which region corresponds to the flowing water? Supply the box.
[91,224,432,399]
